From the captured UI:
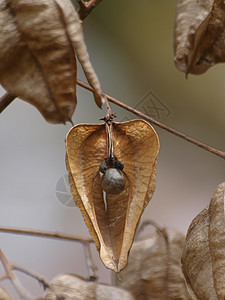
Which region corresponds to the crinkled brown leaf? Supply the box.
[182,182,225,299]
[66,120,159,272]
[44,274,135,299]
[0,287,12,300]
[174,0,225,75]
[112,227,192,300]
[0,0,102,123]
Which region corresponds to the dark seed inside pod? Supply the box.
[100,168,126,194]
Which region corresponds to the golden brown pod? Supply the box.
[174,0,225,75]
[0,0,102,123]
[182,182,225,299]
[66,120,159,272]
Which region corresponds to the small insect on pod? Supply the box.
[99,157,126,195]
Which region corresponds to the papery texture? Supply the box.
[66,120,159,271]
[0,0,102,123]
[174,0,225,75]
[182,182,225,299]
[113,228,191,299]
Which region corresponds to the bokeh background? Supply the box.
[1,0,225,298]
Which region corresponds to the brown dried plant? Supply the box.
[112,225,192,300]
[174,0,225,75]
[182,182,225,299]
[66,119,159,272]
[45,274,134,299]
[0,0,103,123]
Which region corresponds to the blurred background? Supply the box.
[0,0,225,298]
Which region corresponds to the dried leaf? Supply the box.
[112,228,191,300]
[45,274,135,299]
[174,0,225,75]
[66,120,159,272]
[182,182,225,299]
[0,286,13,300]
[0,0,102,123]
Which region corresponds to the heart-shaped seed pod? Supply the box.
[66,120,159,271]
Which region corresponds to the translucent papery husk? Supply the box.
[0,0,102,123]
[112,228,192,300]
[66,120,159,272]
[182,182,225,299]
[174,0,225,75]
[45,274,134,300]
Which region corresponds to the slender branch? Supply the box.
[1,79,225,159]
[0,249,33,300]
[77,0,103,21]
[77,79,225,160]
[13,264,49,290]
[0,227,94,243]
[0,92,16,114]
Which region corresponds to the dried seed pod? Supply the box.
[182,182,225,299]
[0,0,103,123]
[45,274,134,300]
[66,120,159,271]
[174,0,225,75]
[112,227,192,300]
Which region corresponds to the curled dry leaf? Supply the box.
[0,286,13,300]
[174,0,225,75]
[0,0,102,123]
[112,227,192,300]
[66,120,159,272]
[182,182,225,299]
[45,274,134,300]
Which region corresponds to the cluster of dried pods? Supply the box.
[41,183,225,299]
[1,0,225,298]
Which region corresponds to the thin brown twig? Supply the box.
[0,249,33,300]
[0,227,94,243]
[76,79,225,160]
[77,0,103,20]
[1,79,225,159]
[0,92,16,114]
[13,264,49,290]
